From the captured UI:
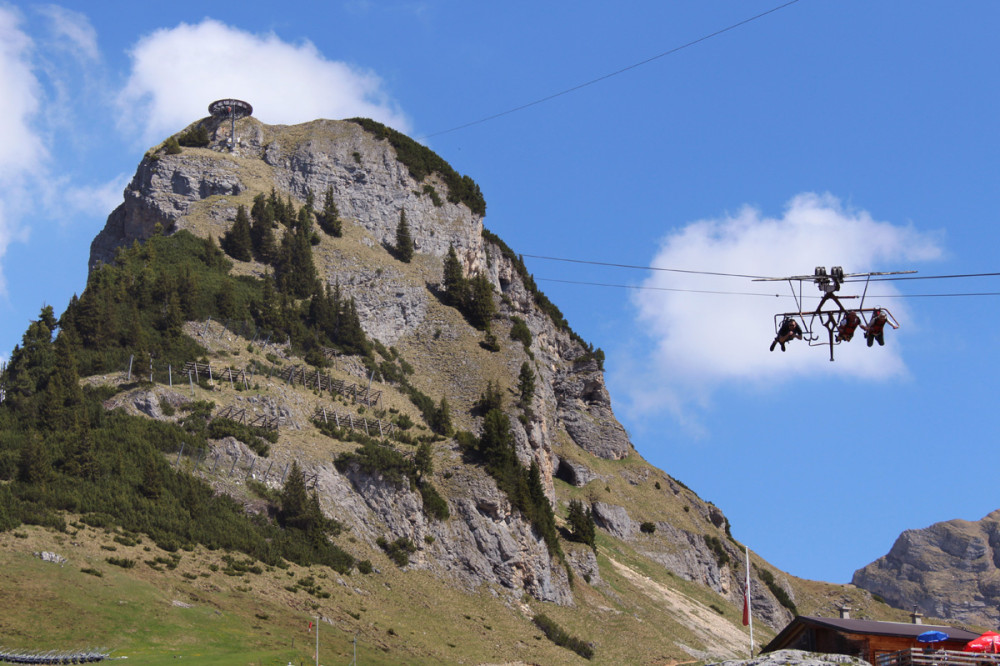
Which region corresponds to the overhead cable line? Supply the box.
[846,272,1000,283]
[524,253,1000,285]
[522,254,767,279]
[536,277,1000,299]
[539,278,784,297]
[419,0,802,139]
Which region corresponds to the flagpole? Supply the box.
[745,546,754,659]
[315,615,319,666]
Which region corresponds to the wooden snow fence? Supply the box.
[181,361,214,384]
[284,366,382,406]
[218,366,251,390]
[175,447,315,489]
[215,405,247,424]
[312,406,396,438]
[214,405,284,431]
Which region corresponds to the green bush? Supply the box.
[757,567,798,614]
[533,613,594,660]
[177,124,210,148]
[207,417,272,456]
[376,536,416,567]
[640,521,656,534]
[348,118,485,216]
[163,137,182,155]
[106,556,136,569]
[704,534,730,567]
[418,482,450,520]
[509,317,532,350]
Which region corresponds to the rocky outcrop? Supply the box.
[90,152,245,269]
[554,359,632,460]
[592,502,636,540]
[89,118,484,272]
[591,502,792,629]
[852,510,1000,627]
[554,456,599,487]
[711,649,871,666]
[317,459,572,605]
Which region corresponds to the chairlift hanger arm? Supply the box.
[753,270,917,282]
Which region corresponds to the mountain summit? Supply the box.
[0,112,889,663]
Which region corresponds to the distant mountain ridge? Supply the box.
[853,510,1000,629]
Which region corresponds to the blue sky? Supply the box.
[1,1,998,585]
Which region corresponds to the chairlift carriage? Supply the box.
[754,266,911,361]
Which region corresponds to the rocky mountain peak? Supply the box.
[34,110,847,660]
[90,116,485,275]
[853,511,1000,628]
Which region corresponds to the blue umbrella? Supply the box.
[918,630,949,644]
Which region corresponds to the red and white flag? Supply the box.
[308,621,313,633]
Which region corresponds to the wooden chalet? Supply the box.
[763,611,981,665]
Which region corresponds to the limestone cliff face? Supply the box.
[853,510,1000,627]
[87,114,792,624]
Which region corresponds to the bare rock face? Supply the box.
[592,502,636,540]
[554,359,632,460]
[591,501,792,630]
[852,510,1000,627]
[90,153,246,269]
[89,118,484,273]
[554,456,599,487]
[319,460,572,605]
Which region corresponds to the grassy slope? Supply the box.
[1,520,746,665]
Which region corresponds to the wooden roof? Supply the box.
[764,615,981,653]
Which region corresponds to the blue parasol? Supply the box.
[918,630,949,644]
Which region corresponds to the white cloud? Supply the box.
[42,172,129,224]
[63,174,129,218]
[0,6,110,302]
[624,193,943,418]
[117,19,411,145]
[0,7,43,301]
[0,7,45,177]
[36,5,99,61]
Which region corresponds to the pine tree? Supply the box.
[477,380,503,415]
[5,307,57,419]
[395,210,414,263]
[441,244,465,306]
[479,409,516,474]
[279,461,311,531]
[467,273,496,330]
[161,291,184,334]
[40,331,83,431]
[518,362,535,410]
[178,266,199,318]
[567,499,596,550]
[250,193,277,263]
[221,205,253,261]
[431,396,452,436]
[414,441,433,481]
[216,279,240,320]
[274,208,318,299]
[18,431,51,486]
[316,186,342,236]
